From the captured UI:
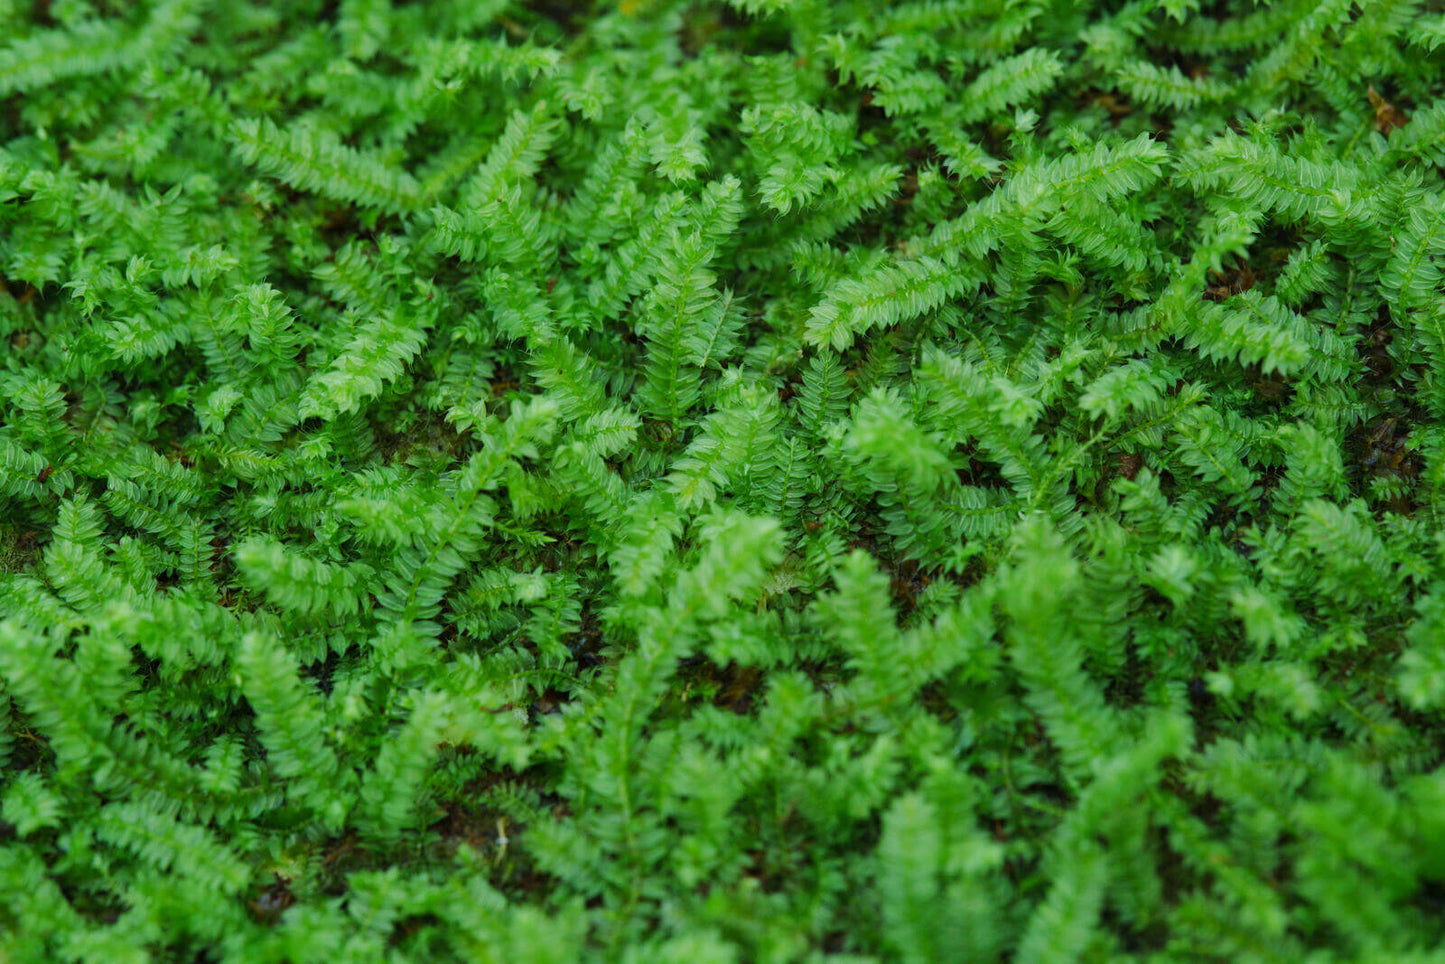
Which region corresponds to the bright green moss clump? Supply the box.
[7,0,1445,960]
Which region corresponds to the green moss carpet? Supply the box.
[4,1,1445,960]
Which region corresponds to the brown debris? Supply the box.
[1203,259,1258,302]
[248,875,296,925]
[1368,85,1409,135]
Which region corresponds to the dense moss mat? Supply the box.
[7,0,1445,959]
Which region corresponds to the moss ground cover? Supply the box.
[6,0,1445,960]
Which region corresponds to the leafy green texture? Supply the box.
[4,0,1445,960]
